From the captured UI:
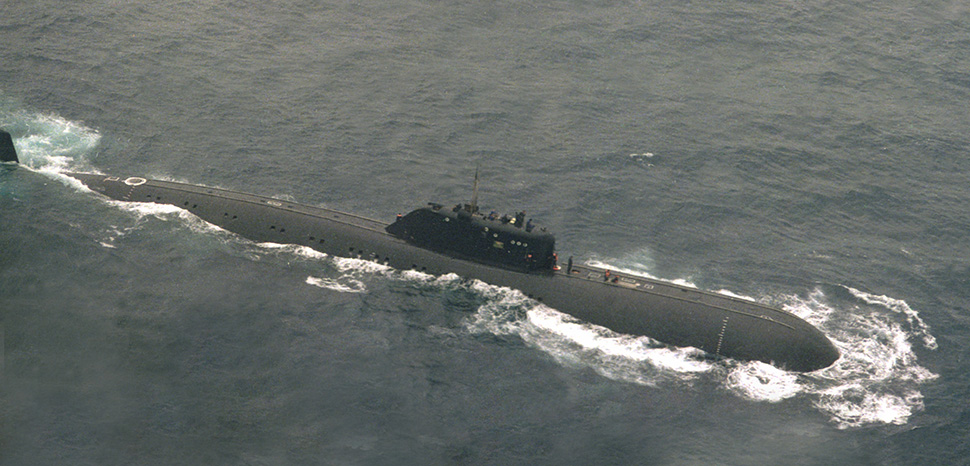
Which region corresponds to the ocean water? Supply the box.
[1,0,966,464]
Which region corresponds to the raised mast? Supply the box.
[468,165,480,213]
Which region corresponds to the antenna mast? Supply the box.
[469,165,480,213]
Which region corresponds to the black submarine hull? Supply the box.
[64,172,839,372]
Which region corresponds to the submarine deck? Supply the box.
[158,178,796,322]
[132,177,391,233]
[87,174,801,329]
[558,263,796,329]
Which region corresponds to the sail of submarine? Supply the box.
[0,129,839,371]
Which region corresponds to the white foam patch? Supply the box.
[464,279,714,386]
[113,200,186,217]
[845,287,937,350]
[305,276,366,293]
[109,200,231,239]
[55,171,99,193]
[298,249,398,294]
[4,113,101,172]
[253,244,370,294]
[629,153,656,166]
[97,225,133,249]
[78,198,239,250]
[400,269,439,282]
[333,256,392,275]
[291,248,453,294]
[724,362,802,402]
[721,286,938,429]
[523,306,714,380]
[257,242,329,260]
[714,289,758,302]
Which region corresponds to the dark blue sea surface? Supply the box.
[1,1,966,464]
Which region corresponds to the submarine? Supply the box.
[1,129,839,372]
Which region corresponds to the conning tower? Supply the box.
[386,202,557,273]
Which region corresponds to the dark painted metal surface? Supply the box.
[386,204,557,272]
